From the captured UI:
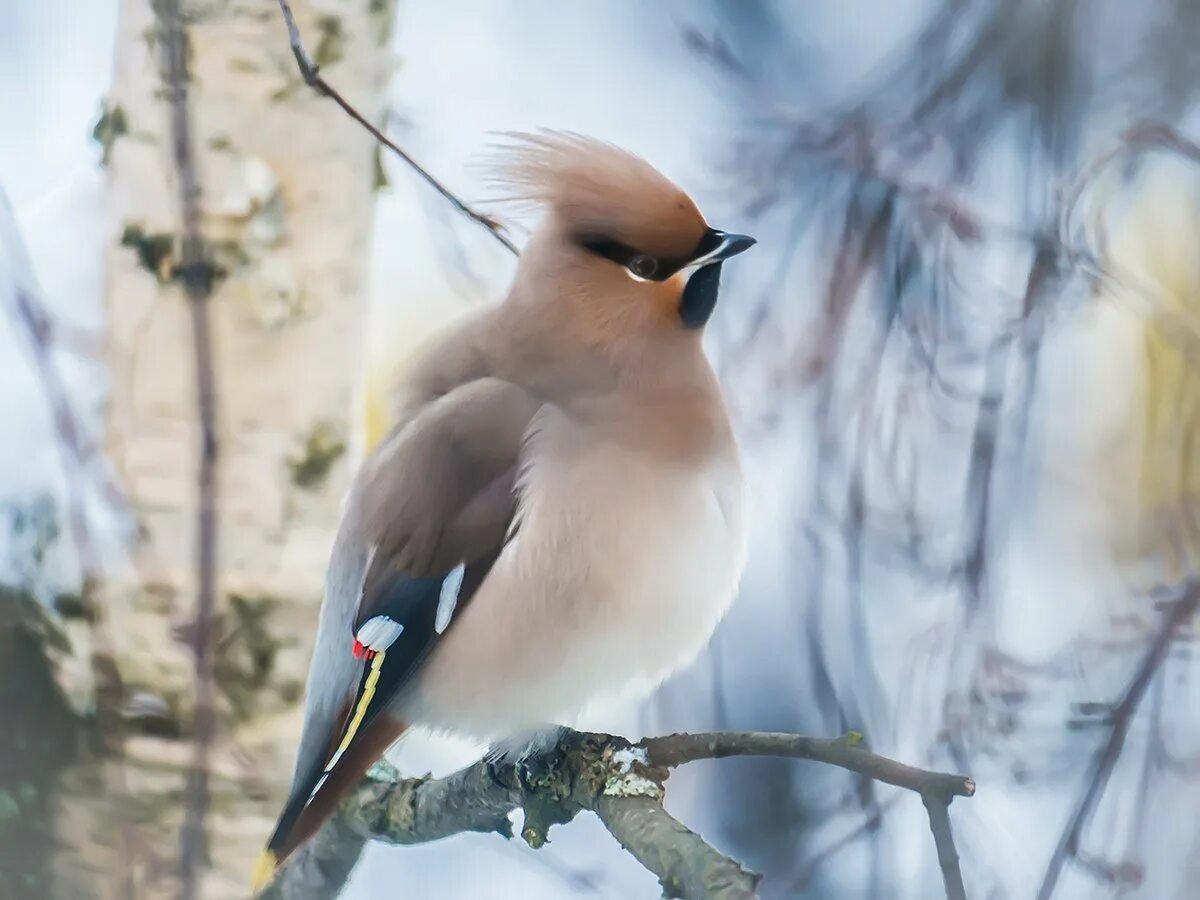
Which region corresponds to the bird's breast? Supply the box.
[406,405,746,739]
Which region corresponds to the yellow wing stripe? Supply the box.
[330,650,386,767]
[252,653,387,891]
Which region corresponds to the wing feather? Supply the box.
[347,377,537,715]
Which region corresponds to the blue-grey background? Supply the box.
[4,1,1200,897]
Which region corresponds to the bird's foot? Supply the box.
[485,726,567,789]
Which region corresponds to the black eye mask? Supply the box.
[577,227,755,329]
[578,229,727,283]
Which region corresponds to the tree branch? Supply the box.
[1036,584,1200,900]
[1,191,131,580]
[156,2,220,898]
[642,731,975,799]
[262,730,974,900]
[923,792,967,900]
[274,0,518,256]
[595,795,760,900]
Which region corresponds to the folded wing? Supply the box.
[259,377,539,874]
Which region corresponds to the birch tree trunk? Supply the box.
[58,2,398,896]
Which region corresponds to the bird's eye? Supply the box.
[627,254,659,280]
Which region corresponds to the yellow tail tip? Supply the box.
[250,850,278,893]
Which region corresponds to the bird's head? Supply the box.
[489,133,755,361]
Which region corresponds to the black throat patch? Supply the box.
[679,261,723,329]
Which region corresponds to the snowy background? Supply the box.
[5,1,1200,898]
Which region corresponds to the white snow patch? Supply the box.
[610,746,648,774]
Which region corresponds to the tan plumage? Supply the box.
[487,131,708,258]
[255,133,755,887]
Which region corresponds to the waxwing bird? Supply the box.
[254,132,756,888]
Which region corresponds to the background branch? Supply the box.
[924,792,967,900]
[1036,584,1200,900]
[10,288,100,581]
[157,2,220,898]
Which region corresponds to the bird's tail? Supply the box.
[252,651,409,892]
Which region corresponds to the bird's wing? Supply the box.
[332,375,535,740]
[263,376,538,869]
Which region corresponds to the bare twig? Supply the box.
[641,731,975,799]
[10,288,100,579]
[1036,585,1200,900]
[744,121,1014,244]
[923,792,967,900]
[0,186,129,579]
[263,729,973,900]
[156,2,220,898]
[647,731,972,896]
[731,116,1200,397]
[274,0,518,256]
[10,284,132,528]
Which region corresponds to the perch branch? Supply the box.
[157,2,220,898]
[274,0,518,256]
[595,795,760,899]
[641,731,974,798]
[263,729,974,900]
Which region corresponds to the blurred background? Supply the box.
[4,0,1200,897]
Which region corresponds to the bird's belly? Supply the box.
[405,446,746,740]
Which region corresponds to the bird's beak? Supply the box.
[688,229,757,269]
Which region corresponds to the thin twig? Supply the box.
[735,117,1200,388]
[641,732,975,799]
[157,2,220,898]
[10,289,100,579]
[923,792,967,900]
[2,187,146,892]
[1036,585,1200,900]
[0,186,126,579]
[274,0,518,256]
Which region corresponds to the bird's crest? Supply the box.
[484,131,706,258]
